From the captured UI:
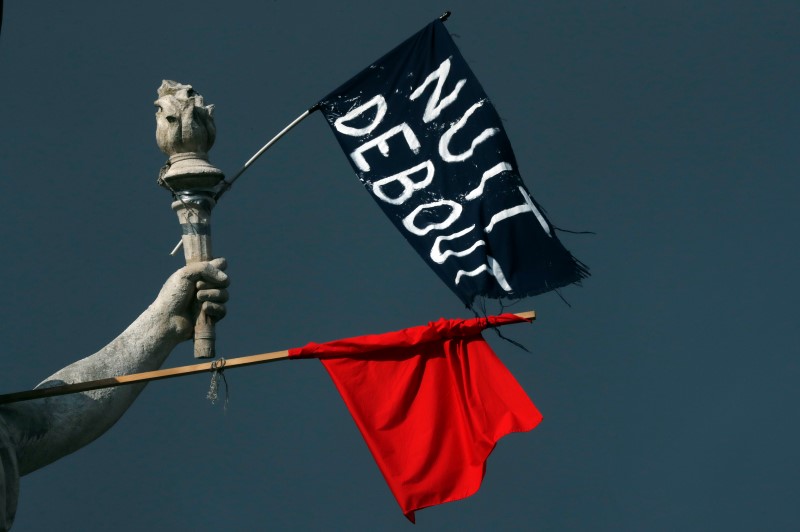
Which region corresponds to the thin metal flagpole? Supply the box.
[216,104,321,202]
[168,10,455,257]
[170,104,320,255]
[0,311,535,404]
[190,10,452,208]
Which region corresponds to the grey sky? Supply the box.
[1,1,798,530]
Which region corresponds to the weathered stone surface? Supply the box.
[0,260,229,530]
[155,80,224,191]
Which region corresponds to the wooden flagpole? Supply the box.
[0,311,534,405]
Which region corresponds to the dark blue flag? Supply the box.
[317,19,588,307]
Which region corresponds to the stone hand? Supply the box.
[155,257,230,340]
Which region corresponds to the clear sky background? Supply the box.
[1,1,798,530]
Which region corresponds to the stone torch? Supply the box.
[155,80,224,358]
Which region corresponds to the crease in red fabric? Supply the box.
[289,314,543,522]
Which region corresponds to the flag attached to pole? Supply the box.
[289,313,542,522]
[317,19,588,307]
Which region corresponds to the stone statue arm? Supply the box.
[0,258,229,476]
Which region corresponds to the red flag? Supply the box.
[288,314,542,522]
